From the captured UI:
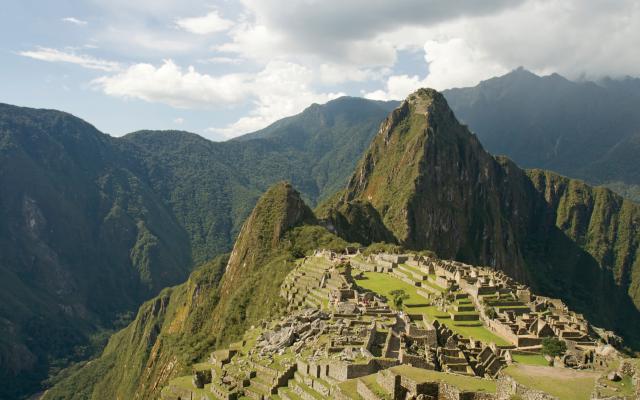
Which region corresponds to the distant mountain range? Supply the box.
[2,68,640,399]
[444,67,640,201]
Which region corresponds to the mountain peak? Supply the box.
[405,87,448,115]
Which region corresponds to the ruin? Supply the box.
[161,251,638,400]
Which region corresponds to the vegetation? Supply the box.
[541,337,567,358]
[484,306,498,319]
[390,289,410,308]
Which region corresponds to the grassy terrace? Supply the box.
[355,272,510,345]
[391,365,496,393]
[511,353,549,366]
[503,365,598,400]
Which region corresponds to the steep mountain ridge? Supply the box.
[324,89,640,345]
[44,182,351,400]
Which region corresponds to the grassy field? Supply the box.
[511,353,549,366]
[354,272,510,345]
[391,365,496,393]
[504,365,598,400]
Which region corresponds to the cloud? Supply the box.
[218,0,523,67]
[173,117,184,124]
[62,17,88,26]
[176,10,233,35]
[92,60,250,108]
[19,47,121,72]
[209,61,344,137]
[93,60,341,137]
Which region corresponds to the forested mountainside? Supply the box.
[325,89,640,346]
[0,97,394,399]
[46,89,640,400]
[0,104,192,399]
[444,68,640,201]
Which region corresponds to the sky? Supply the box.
[1,0,639,141]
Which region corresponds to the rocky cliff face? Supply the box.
[326,89,640,346]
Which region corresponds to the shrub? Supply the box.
[541,337,567,357]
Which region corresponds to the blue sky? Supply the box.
[1,0,639,140]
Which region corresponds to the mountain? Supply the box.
[324,89,640,346]
[0,97,393,399]
[443,68,640,201]
[0,104,192,399]
[43,182,352,400]
[119,96,397,264]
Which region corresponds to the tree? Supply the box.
[541,337,567,357]
[389,289,410,309]
[485,306,497,319]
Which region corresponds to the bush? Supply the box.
[485,307,497,319]
[541,337,567,357]
[390,289,410,308]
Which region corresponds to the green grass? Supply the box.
[360,374,392,399]
[504,365,597,400]
[390,365,496,393]
[337,379,362,399]
[354,272,510,345]
[511,353,549,366]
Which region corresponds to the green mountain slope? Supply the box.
[324,89,640,346]
[443,68,640,201]
[0,104,192,399]
[44,182,351,400]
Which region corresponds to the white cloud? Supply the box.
[225,0,521,67]
[318,64,389,85]
[173,117,184,124]
[209,61,344,137]
[364,74,428,101]
[62,17,88,26]
[92,60,250,108]
[176,10,233,35]
[93,59,342,137]
[19,47,121,72]
[421,38,509,90]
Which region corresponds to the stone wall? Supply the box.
[439,382,497,400]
